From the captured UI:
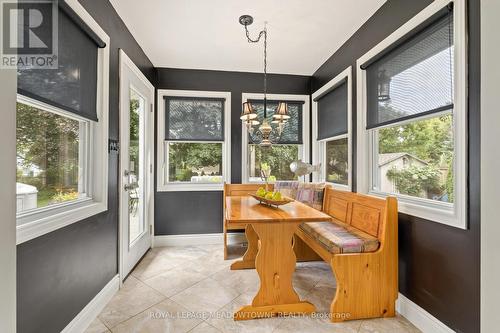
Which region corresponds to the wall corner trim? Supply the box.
[154,233,246,247]
[61,275,119,333]
[396,293,455,333]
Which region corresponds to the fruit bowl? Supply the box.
[249,194,294,207]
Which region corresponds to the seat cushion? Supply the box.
[300,221,380,254]
[274,181,299,199]
[295,183,326,211]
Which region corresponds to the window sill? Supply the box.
[157,183,224,192]
[367,190,465,229]
[16,200,107,244]
[328,183,351,191]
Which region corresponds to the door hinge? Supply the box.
[149,225,153,235]
[150,103,153,112]
[150,164,153,173]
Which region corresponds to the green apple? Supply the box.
[265,192,274,200]
[256,187,266,197]
[272,191,282,201]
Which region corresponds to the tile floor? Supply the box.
[86,244,421,333]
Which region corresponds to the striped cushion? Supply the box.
[300,221,380,254]
[274,181,299,200]
[296,183,326,211]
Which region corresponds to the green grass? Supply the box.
[36,188,57,208]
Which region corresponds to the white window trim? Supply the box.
[241,93,310,183]
[16,0,110,244]
[356,0,467,229]
[312,66,352,191]
[157,89,231,192]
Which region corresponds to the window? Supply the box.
[15,1,110,244]
[241,94,310,183]
[157,90,231,191]
[16,102,88,213]
[312,67,352,189]
[357,0,467,229]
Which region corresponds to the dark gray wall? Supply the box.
[155,69,310,235]
[16,1,156,332]
[311,0,480,332]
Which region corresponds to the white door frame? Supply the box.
[118,49,155,284]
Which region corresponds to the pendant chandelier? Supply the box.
[239,15,289,147]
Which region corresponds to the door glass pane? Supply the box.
[129,88,145,244]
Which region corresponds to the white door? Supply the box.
[119,50,155,280]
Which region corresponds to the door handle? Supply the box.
[124,183,138,191]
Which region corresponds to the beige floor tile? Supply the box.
[151,246,209,261]
[170,277,239,314]
[184,253,232,276]
[131,252,179,281]
[359,314,421,333]
[303,285,337,314]
[189,321,221,333]
[210,267,260,294]
[111,298,202,333]
[273,316,362,333]
[84,317,110,333]
[99,276,165,328]
[206,292,284,333]
[143,265,208,297]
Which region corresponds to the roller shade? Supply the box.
[363,6,454,129]
[165,97,225,141]
[314,80,348,140]
[17,2,105,122]
[248,100,303,144]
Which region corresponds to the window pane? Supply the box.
[375,114,454,203]
[249,101,303,144]
[326,138,348,185]
[248,145,299,181]
[366,11,454,128]
[167,142,223,183]
[16,103,83,213]
[165,98,224,141]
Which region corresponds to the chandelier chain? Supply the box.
[244,24,268,116]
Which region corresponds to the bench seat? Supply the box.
[299,221,380,254]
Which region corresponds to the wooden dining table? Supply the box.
[225,195,333,320]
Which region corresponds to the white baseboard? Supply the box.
[61,275,119,333]
[154,232,246,247]
[396,293,454,333]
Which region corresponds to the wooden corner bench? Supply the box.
[294,187,398,322]
[224,183,398,322]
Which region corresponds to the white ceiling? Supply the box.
[109,0,386,75]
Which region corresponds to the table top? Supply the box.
[225,196,333,224]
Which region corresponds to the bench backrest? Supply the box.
[223,183,274,197]
[322,188,397,242]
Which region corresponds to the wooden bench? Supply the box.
[223,183,273,261]
[294,187,398,322]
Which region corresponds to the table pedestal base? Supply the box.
[234,301,315,320]
[233,222,316,320]
[230,224,258,270]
